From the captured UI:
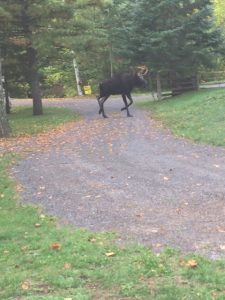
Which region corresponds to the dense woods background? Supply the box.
[0,0,225,125]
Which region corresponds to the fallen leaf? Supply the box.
[219,245,225,250]
[21,246,28,252]
[213,164,220,168]
[136,213,144,218]
[64,263,71,269]
[50,242,61,250]
[150,228,159,233]
[89,238,97,243]
[186,259,198,268]
[35,223,41,228]
[21,281,30,290]
[105,252,116,257]
[163,176,169,181]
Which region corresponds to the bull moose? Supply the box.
[97,66,148,118]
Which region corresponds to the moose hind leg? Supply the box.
[99,96,109,118]
[122,94,132,117]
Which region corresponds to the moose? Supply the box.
[97,66,148,118]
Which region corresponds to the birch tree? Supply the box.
[0,56,11,137]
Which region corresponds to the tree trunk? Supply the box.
[109,42,113,77]
[4,79,11,114]
[73,57,83,96]
[31,69,43,116]
[21,1,43,115]
[0,59,11,137]
[156,72,162,100]
[27,47,43,115]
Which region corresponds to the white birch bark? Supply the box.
[73,57,83,96]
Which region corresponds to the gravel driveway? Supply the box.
[12,96,225,259]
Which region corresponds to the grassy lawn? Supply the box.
[138,88,225,146]
[1,105,225,299]
[9,106,79,136]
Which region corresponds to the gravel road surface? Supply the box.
[12,96,225,258]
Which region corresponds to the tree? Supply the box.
[0,0,42,114]
[0,0,115,99]
[214,0,225,27]
[0,0,80,114]
[0,55,11,137]
[125,0,221,75]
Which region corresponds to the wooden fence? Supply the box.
[149,71,225,100]
[149,73,198,99]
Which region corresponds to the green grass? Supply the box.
[1,105,225,299]
[9,106,79,136]
[138,88,225,146]
[1,156,225,299]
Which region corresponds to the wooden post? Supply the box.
[156,71,162,100]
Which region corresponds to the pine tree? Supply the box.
[126,0,221,76]
[0,0,80,114]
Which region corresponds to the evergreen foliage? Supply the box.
[126,0,221,76]
[0,0,224,102]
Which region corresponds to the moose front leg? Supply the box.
[121,93,133,112]
[122,94,133,117]
[126,93,134,108]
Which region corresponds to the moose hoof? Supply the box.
[121,107,126,111]
[127,114,133,117]
[103,115,108,118]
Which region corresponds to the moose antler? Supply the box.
[137,65,149,76]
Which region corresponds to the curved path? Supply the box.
[13,96,225,258]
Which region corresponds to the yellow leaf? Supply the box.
[89,238,97,243]
[21,281,30,290]
[105,252,115,257]
[64,263,71,269]
[186,259,198,268]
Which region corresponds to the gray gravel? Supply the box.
[12,96,225,259]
